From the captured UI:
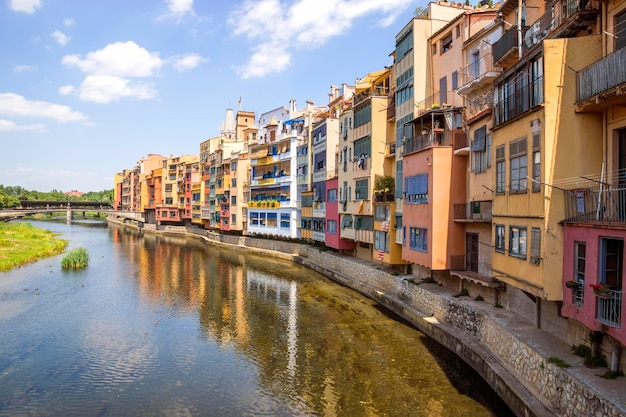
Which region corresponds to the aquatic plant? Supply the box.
[61,247,89,269]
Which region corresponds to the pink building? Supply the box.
[325,178,355,252]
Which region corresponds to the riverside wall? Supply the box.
[109,216,626,417]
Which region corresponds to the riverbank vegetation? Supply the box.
[0,184,113,209]
[0,222,68,271]
[61,247,89,269]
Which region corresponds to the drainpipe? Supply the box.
[518,0,523,60]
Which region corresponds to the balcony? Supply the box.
[464,90,493,123]
[457,53,501,96]
[402,130,453,156]
[576,47,626,112]
[449,257,503,289]
[550,0,600,39]
[562,185,626,225]
[493,26,524,68]
[414,91,463,115]
[354,86,388,106]
[597,290,622,328]
[453,201,492,222]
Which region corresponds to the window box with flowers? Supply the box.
[589,283,611,299]
[565,280,579,289]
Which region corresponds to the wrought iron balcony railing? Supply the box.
[563,185,626,225]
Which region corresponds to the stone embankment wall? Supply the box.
[109,218,625,417]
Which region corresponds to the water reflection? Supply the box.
[109,224,512,417]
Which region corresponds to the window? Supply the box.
[510,137,527,193]
[396,27,414,59]
[409,227,428,251]
[532,131,541,192]
[616,11,626,50]
[439,76,447,105]
[165,197,173,205]
[250,212,259,226]
[573,241,586,305]
[404,174,428,203]
[600,238,623,289]
[496,145,505,193]
[354,102,371,128]
[509,226,527,258]
[375,231,390,252]
[231,214,236,225]
[472,125,487,173]
[530,227,541,264]
[441,33,452,53]
[231,161,237,171]
[165,184,172,192]
[280,213,290,228]
[452,71,458,90]
[375,205,390,221]
[471,51,480,78]
[327,220,337,234]
[327,189,337,202]
[267,212,277,227]
[355,179,369,200]
[231,178,237,187]
[354,135,371,160]
[495,224,505,253]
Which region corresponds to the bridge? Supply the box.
[1,200,115,222]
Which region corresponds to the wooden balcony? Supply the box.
[576,47,626,112]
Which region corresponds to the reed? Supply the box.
[61,247,89,269]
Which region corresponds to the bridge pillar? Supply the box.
[67,210,73,221]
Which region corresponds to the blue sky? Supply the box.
[1,0,424,192]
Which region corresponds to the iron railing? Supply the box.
[597,290,622,328]
[453,201,493,222]
[563,185,626,224]
[402,130,453,155]
[457,53,500,89]
[494,76,543,126]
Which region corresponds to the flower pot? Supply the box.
[565,280,578,289]
[594,290,611,299]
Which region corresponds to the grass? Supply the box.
[61,247,89,269]
[453,288,470,298]
[0,222,68,271]
[547,356,571,368]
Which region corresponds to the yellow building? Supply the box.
[490,0,602,336]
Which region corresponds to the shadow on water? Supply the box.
[370,303,516,417]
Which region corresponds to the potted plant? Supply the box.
[565,280,578,289]
[590,283,611,298]
[374,176,395,202]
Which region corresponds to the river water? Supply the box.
[0,220,514,417]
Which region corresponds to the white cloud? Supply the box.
[58,85,75,95]
[0,119,46,132]
[62,41,162,77]
[61,41,202,103]
[170,53,207,72]
[77,75,157,103]
[13,64,37,73]
[0,93,87,123]
[229,0,412,78]
[8,0,41,14]
[51,30,71,46]
[64,17,74,26]
[158,0,194,21]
